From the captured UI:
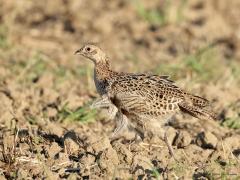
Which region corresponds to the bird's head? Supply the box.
[75,44,108,64]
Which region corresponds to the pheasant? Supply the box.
[75,44,216,158]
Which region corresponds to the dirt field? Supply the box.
[0,0,240,179]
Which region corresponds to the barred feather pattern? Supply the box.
[78,44,216,125]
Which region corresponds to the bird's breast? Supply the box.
[94,76,108,95]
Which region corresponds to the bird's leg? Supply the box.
[163,127,176,160]
[91,94,118,120]
[107,104,118,120]
[137,128,164,150]
[135,117,178,161]
[111,112,129,139]
[138,128,177,159]
[163,127,178,161]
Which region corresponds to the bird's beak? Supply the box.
[74,49,81,55]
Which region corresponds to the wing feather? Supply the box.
[108,73,184,117]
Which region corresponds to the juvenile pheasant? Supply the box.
[75,44,216,158]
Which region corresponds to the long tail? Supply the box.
[184,93,210,107]
[178,102,217,120]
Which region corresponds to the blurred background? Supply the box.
[1,0,239,127]
[0,0,240,179]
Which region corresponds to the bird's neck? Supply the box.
[94,60,113,80]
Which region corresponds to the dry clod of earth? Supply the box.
[195,131,218,149]
[98,147,119,175]
[112,141,133,164]
[64,138,79,155]
[163,127,178,146]
[173,130,192,148]
[131,155,153,178]
[47,142,62,159]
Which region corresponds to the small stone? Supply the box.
[196,131,218,149]
[63,131,80,155]
[48,142,62,159]
[17,169,29,179]
[80,153,96,167]
[46,107,58,118]
[222,135,240,150]
[64,138,79,155]
[131,155,153,177]
[216,135,240,155]
[46,122,64,137]
[98,147,119,175]
[59,167,69,179]
[91,136,111,153]
[232,148,240,158]
[173,130,192,148]
[112,141,133,164]
[57,152,69,164]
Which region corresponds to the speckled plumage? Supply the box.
[75,44,216,135]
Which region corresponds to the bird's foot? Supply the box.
[139,142,164,149]
[110,113,129,140]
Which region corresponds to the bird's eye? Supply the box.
[86,47,91,51]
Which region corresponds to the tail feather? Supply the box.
[179,102,217,120]
[185,93,210,107]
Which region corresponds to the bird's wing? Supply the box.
[118,73,210,107]
[113,92,149,113]
[107,73,184,117]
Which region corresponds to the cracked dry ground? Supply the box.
[0,0,240,179]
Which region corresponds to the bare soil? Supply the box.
[0,0,240,179]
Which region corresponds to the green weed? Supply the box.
[26,116,38,125]
[55,63,88,80]
[27,56,47,82]
[151,167,161,180]
[133,0,167,25]
[229,61,240,83]
[221,117,240,129]
[153,62,184,79]
[58,102,97,123]
[171,161,188,177]
[184,45,239,83]
[176,0,188,23]
[221,101,240,129]
[71,64,89,78]
[133,0,187,25]
[15,52,47,83]
[153,47,214,79]
[182,45,222,82]
[0,25,9,49]
[154,45,232,83]
[53,65,74,85]
[125,53,145,72]
[199,154,240,180]
[212,158,240,179]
